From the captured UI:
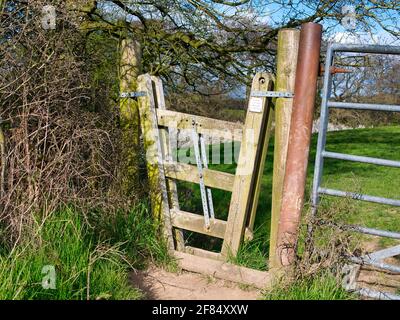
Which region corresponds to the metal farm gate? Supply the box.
[312,43,400,300]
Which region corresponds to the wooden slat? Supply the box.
[184,246,223,261]
[222,73,274,257]
[173,251,271,289]
[157,109,243,141]
[171,209,226,239]
[164,161,234,192]
[245,101,274,241]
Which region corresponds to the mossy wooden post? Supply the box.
[137,74,174,250]
[222,73,274,258]
[151,76,185,251]
[119,39,142,195]
[269,29,300,270]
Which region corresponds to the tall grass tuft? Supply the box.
[0,208,143,300]
[230,226,269,271]
[88,201,174,269]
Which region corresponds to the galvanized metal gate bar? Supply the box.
[319,220,400,239]
[200,134,215,221]
[355,288,400,300]
[318,188,400,206]
[328,101,400,112]
[365,245,400,261]
[322,151,400,168]
[311,42,400,300]
[349,256,400,274]
[191,126,211,229]
[329,43,400,55]
[343,225,400,239]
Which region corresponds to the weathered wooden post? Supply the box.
[119,39,142,196]
[269,29,300,270]
[137,74,174,250]
[276,22,322,269]
[222,72,274,257]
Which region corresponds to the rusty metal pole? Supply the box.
[276,22,322,268]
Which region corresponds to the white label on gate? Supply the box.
[249,97,263,113]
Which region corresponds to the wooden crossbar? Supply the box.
[164,161,234,192]
[184,246,223,261]
[171,209,226,239]
[157,109,243,141]
[172,251,271,289]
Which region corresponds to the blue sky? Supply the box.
[100,0,398,45]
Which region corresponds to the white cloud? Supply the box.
[329,31,378,44]
[328,30,399,46]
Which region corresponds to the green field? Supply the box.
[176,125,400,270]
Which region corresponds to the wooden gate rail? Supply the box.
[170,209,227,239]
[164,161,235,192]
[157,109,243,142]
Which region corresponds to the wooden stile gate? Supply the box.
[134,72,274,284]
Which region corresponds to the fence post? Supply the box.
[151,76,185,251]
[137,74,174,250]
[276,22,322,269]
[269,29,300,270]
[119,39,142,196]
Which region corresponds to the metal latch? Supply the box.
[120,91,146,98]
[251,91,294,98]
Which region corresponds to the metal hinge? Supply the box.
[251,91,294,98]
[120,91,146,98]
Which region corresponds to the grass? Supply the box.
[0,202,169,300]
[313,126,400,246]
[87,202,173,269]
[263,272,355,300]
[176,125,400,271]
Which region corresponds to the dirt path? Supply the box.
[129,266,261,300]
